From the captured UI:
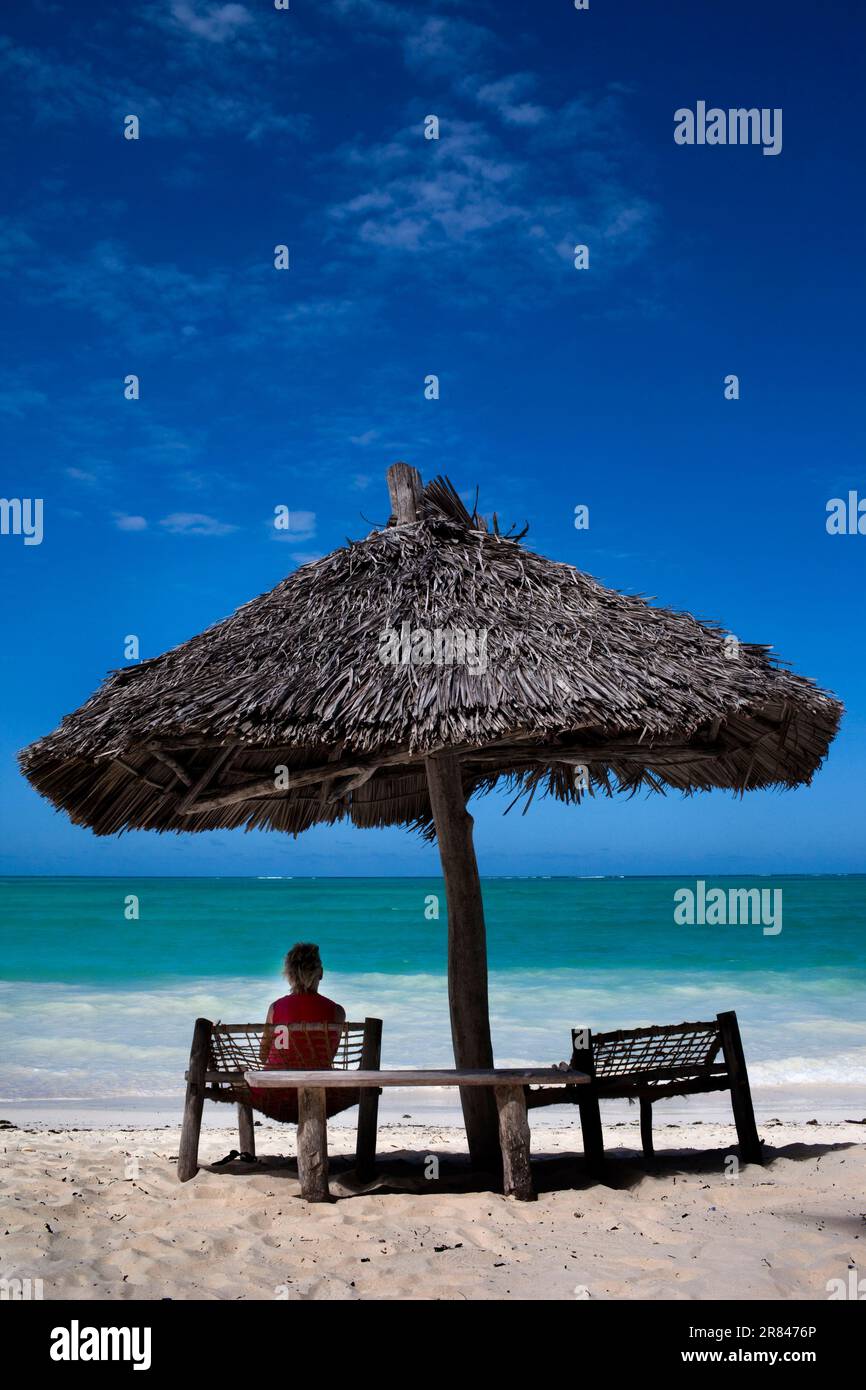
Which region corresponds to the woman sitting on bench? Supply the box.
[250,942,347,1123]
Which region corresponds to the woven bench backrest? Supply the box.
[209,1021,367,1074]
[575,1019,722,1080]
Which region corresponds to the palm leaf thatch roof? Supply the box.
[20,470,842,839]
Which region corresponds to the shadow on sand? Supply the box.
[199,1139,859,1200]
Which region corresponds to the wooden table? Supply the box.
[244,1067,589,1201]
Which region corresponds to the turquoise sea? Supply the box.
[1,875,864,1102]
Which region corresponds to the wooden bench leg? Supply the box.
[719,1011,763,1165]
[297,1087,330,1201]
[494,1085,535,1201]
[178,1017,212,1183]
[640,1097,654,1158]
[355,1088,380,1181]
[238,1102,255,1158]
[578,1092,605,1176]
[355,1017,382,1181]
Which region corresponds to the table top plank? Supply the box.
[244,1067,589,1089]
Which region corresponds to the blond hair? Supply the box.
[284,942,323,993]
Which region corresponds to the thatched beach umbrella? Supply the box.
[20,463,842,1163]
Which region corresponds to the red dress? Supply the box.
[250,992,353,1124]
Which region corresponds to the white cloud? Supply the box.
[114,513,148,531]
[173,469,208,490]
[0,216,37,274]
[0,380,48,415]
[500,102,547,127]
[271,509,316,543]
[403,16,490,76]
[168,2,253,44]
[13,236,364,357]
[160,512,237,536]
[326,87,658,291]
[475,74,548,127]
[602,203,654,242]
[0,25,308,141]
[325,6,656,288]
[330,121,524,253]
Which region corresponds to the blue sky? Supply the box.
[1,0,864,876]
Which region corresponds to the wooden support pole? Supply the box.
[297,1087,330,1201]
[718,1011,763,1165]
[386,461,423,523]
[178,1017,212,1182]
[386,462,498,1169]
[425,750,499,1169]
[355,1017,383,1180]
[238,1102,255,1157]
[639,1097,654,1158]
[495,1085,535,1200]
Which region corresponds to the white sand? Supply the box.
[2,1112,863,1301]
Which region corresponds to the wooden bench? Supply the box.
[244,1066,590,1201]
[527,1010,763,1168]
[177,1017,383,1184]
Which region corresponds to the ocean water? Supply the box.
[0,875,864,1103]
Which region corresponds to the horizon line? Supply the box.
[1,872,864,882]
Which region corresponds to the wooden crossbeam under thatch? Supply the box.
[148,747,192,787]
[170,736,732,815]
[175,744,237,813]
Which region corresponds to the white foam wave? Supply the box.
[2,968,864,1099]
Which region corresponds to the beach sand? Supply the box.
[2,1110,864,1301]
